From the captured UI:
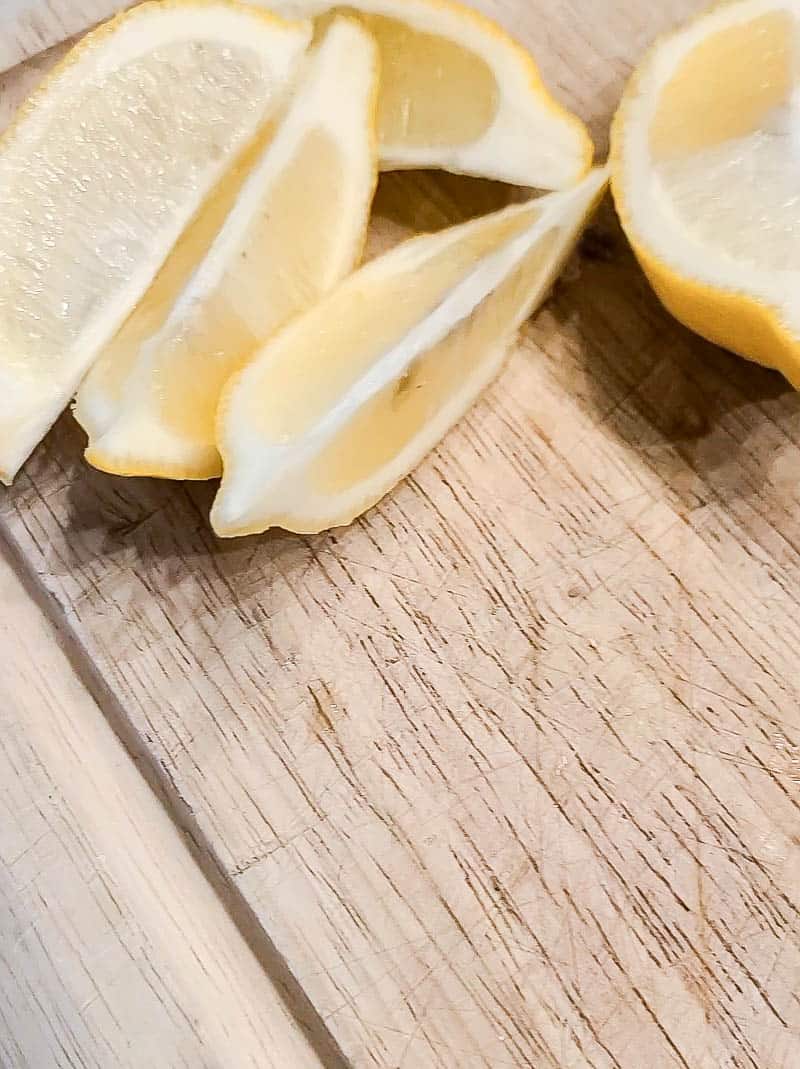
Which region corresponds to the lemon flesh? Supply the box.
[0,2,310,484]
[267,0,593,187]
[212,167,608,536]
[75,17,378,480]
[612,0,800,382]
[652,10,797,273]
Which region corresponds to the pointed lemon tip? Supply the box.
[209,491,249,539]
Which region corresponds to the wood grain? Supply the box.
[2,2,800,1068]
[0,547,324,1068]
[0,1,129,73]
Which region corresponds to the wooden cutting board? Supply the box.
[0,1,131,73]
[1,2,799,1068]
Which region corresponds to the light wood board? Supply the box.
[0,549,324,1068]
[1,2,800,1068]
[0,1,130,73]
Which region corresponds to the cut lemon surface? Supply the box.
[75,17,378,480]
[266,0,593,187]
[0,0,311,485]
[611,0,800,386]
[212,166,608,536]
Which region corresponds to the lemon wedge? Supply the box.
[268,0,593,187]
[74,17,378,480]
[611,0,800,385]
[212,167,608,536]
[0,1,310,485]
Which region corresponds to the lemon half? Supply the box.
[612,0,800,385]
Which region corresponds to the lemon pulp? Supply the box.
[313,226,562,494]
[245,206,538,443]
[320,8,499,148]
[651,11,800,272]
[83,134,270,437]
[0,41,266,374]
[156,128,346,446]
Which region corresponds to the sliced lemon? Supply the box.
[74,17,378,481]
[212,167,608,536]
[267,0,593,188]
[0,0,311,485]
[611,0,800,385]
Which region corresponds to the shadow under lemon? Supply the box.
[542,196,800,522]
[5,169,798,581]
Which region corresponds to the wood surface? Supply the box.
[2,2,800,1068]
[0,549,325,1068]
[0,0,130,73]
